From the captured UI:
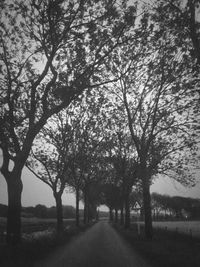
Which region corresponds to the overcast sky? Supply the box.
[0,164,200,210]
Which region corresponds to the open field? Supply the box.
[1,217,199,236]
[0,220,94,267]
[0,217,75,240]
[133,221,200,237]
[115,223,200,267]
[135,220,200,237]
[0,217,75,223]
[152,221,200,237]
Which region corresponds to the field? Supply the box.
[0,217,75,242]
[116,222,200,267]
[0,217,92,267]
[1,218,200,237]
[137,220,200,237]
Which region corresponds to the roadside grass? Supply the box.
[0,221,94,267]
[114,223,200,267]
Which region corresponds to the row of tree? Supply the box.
[0,0,200,244]
[0,203,76,219]
[0,203,109,221]
[151,193,200,220]
[22,204,76,219]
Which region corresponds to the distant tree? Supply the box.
[65,90,107,226]
[102,182,122,222]
[130,189,143,219]
[0,0,136,244]
[63,206,76,219]
[27,111,75,234]
[34,204,48,218]
[151,193,172,220]
[97,159,117,222]
[151,193,200,220]
[81,158,105,224]
[0,203,8,217]
[99,108,139,228]
[111,148,138,228]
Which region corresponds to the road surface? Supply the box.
[35,221,150,267]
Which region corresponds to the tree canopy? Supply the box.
[0,0,199,243]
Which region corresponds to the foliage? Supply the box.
[151,192,200,219]
[0,0,137,241]
[102,1,200,238]
[106,2,200,185]
[0,0,135,170]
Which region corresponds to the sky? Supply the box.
[0,0,199,210]
[0,163,200,210]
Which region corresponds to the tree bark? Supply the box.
[54,193,64,235]
[83,189,89,224]
[6,172,23,245]
[188,0,200,65]
[120,206,124,225]
[83,202,87,224]
[75,188,80,227]
[109,208,113,222]
[115,209,118,223]
[142,174,153,240]
[124,193,130,229]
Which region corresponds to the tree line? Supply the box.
[0,0,200,245]
[151,193,200,220]
[0,203,108,220]
[0,203,76,219]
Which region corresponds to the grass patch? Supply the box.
[114,223,200,267]
[0,222,94,267]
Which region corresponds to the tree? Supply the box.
[151,193,171,220]
[110,139,138,228]
[102,182,122,222]
[0,0,136,244]
[34,204,48,218]
[105,6,199,238]
[153,0,200,67]
[27,111,75,234]
[65,90,107,225]
[130,189,143,219]
[98,102,139,228]
[151,193,200,220]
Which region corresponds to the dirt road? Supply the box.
[35,221,150,267]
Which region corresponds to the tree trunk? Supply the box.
[6,172,23,245]
[109,208,113,222]
[83,189,89,224]
[55,193,64,235]
[142,175,153,240]
[83,202,87,224]
[96,207,98,221]
[120,206,124,225]
[124,193,130,229]
[75,188,80,227]
[188,0,200,65]
[115,209,118,223]
[87,202,91,223]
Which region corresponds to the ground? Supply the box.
[34,220,149,267]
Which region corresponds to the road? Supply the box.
[35,221,150,267]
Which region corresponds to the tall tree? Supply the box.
[27,111,74,234]
[98,100,139,228]
[0,0,136,244]
[66,90,107,225]
[153,0,200,67]
[106,7,199,238]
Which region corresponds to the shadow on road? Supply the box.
[35,221,149,267]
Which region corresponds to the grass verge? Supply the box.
[114,223,200,267]
[0,222,94,267]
